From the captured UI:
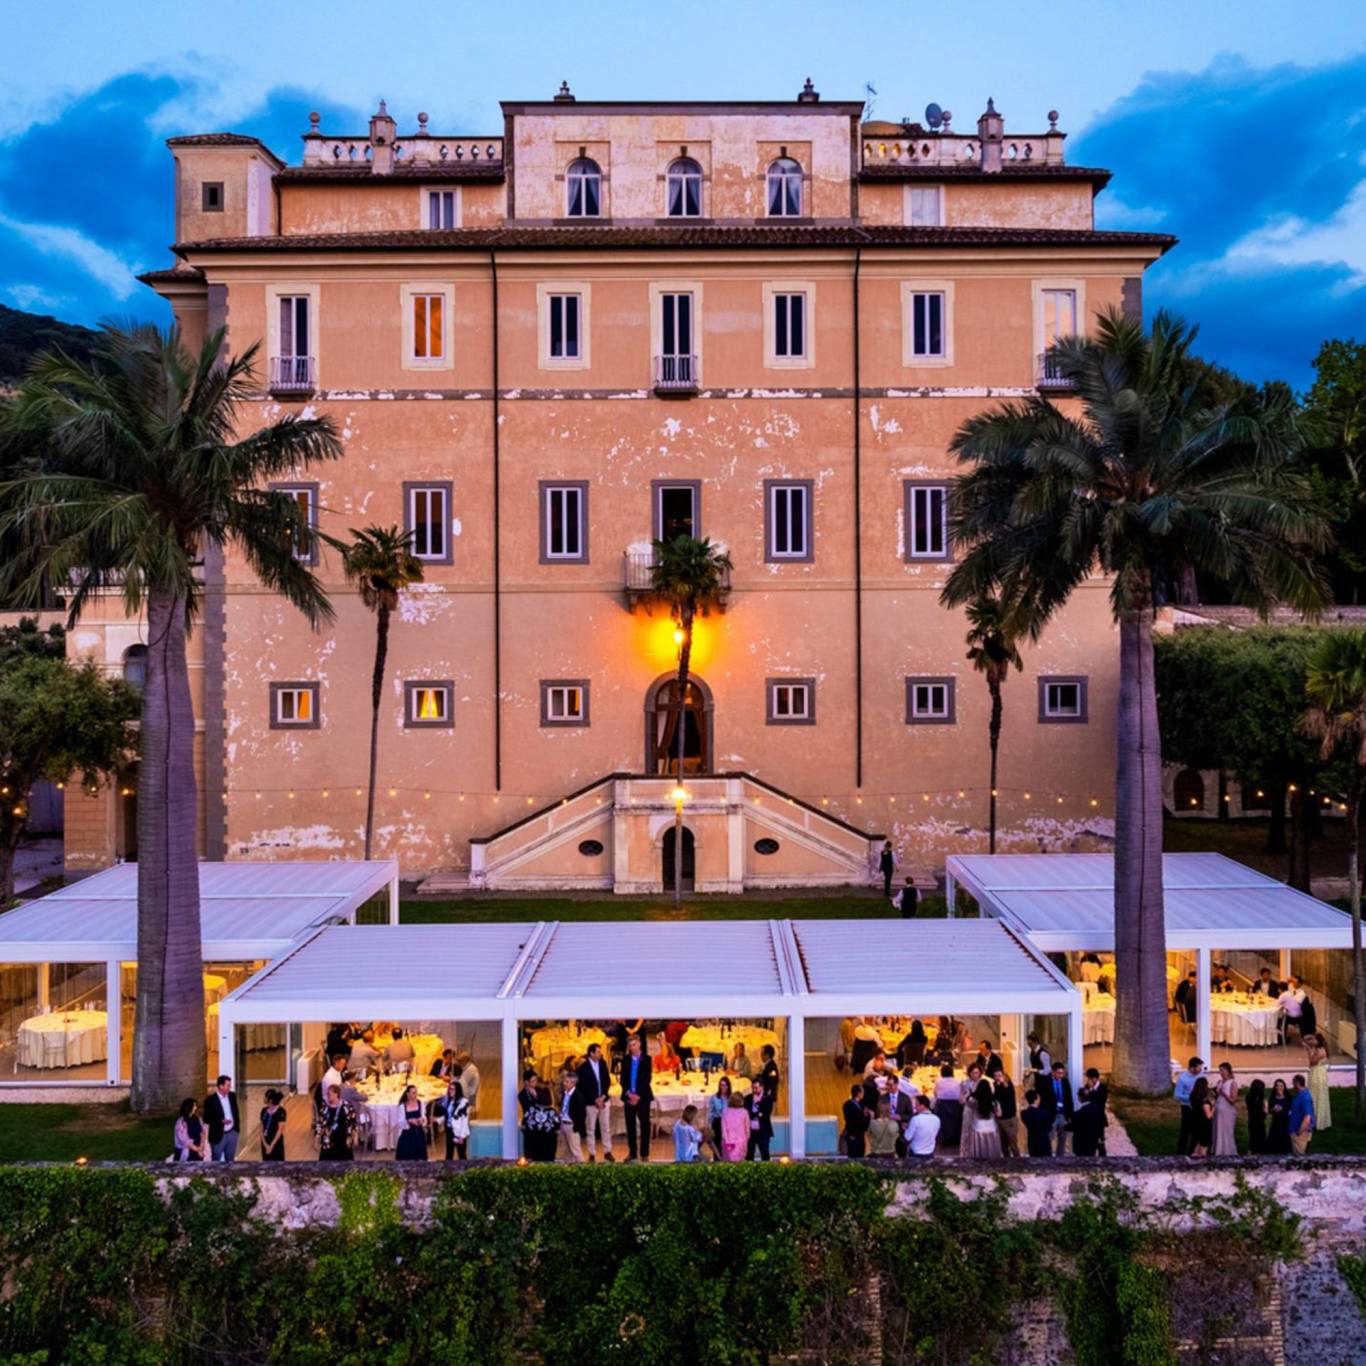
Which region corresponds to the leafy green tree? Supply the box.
[964,592,1027,853]
[342,526,424,859]
[1303,339,1366,602]
[649,535,731,902]
[0,615,65,666]
[1299,629,1366,1113]
[942,308,1329,1093]
[0,322,342,1111]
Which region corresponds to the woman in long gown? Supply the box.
[394,1083,429,1161]
[1245,1079,1268,1154]
[1266,1078,1292,1155]
[259,1089,286,1161]
[708,1076,733,1153]
[720,1092,750,1162]
[1304,1034,1332,1131]
[932,1065,963,1149]
[1211,1063,1239,1156]
[962,1079,1002,1160]
[956,1066,984,1157]
[518,1068,558,1162]
[1188,1077,1214,1157]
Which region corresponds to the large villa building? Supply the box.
[66,83,1174,892]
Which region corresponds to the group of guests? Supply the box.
[172,1075,257,1162]
[1173,1033,1331,1157]
[1172,965,1318,1037]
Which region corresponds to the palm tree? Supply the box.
[964,592,1027,853]
[1299,628,1366,1114]
[0,323,341,1111]
[343,526,424,859]
[649,535,732,902]
[941,308,1329,1093]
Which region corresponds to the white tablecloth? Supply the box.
[638,1072,753,1117]
[529,1026,608,1080]
[679,1025,779,1058]
[203,973,228,1005]
[1082,989,1116,1045]
[355,1075,446,1150]
[16,1011,107,1069]
[206,1005,286,1053]
[1210,994,1280,1047]
[370,1031,446,1078]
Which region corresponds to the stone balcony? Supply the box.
[300,106,501,172]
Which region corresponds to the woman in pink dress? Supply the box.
[720,1092,750,1162]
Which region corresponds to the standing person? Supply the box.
[1026,1034,1052,1089]
[991,1068,1020,1158]
[906,1094,940,1160]
[729,1040,754,1079]
[1267,1079,1292,1155]
[321,1053,346,1100]
[932,1065,964,1148]
[962,1079,1003,1160]
[1245,1079,1268,1155]
[1020,1090,1053,1158]
[672,1104,713,1163]
[758,1045,781,1109]
[1289,1074,1316,1156]
[745,1079,775,1161]
[620,1036,654,1163]
[842,1083,871,1158]
[432,1079,470,1161]
[879,841,895,898]
[1212,1063,1239,1156]
[896,877,919,918]
[721,1093,750,1162]
[576,1043,615,1163]
[203,1075,241,1162]
[258,1089,286,1161]
[974,1040,1005,1081]
[956,1065,985,1158]
[455,1051,481,1117]
[173,1098,207,1162]
[557,1069,587,1163]
[518,1069,558,1163]
[867,1097,900,1157]
[1038,1063,1074,1156]
[394,1083,429,1161]
[1188,1077,1214,1158]
[1173,1058,1204,1156]
[315,1086,356,1161]
[1174,971,1199,1028]
[708,1076,733,1153]
[1304,1033,1332,1132]
[1078,1068,1109,1157]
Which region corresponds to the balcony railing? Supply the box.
[654,353,699,395]
[623,546,731,605]
[269,355,316,395]
[1037,353,1074,391]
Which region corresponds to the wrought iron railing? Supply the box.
[1037,352,1074,390]
[269,355,316,393]
[653,353,699,393]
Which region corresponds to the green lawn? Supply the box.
[1162,812,1348,880]
[1111,1088,1366,1156]
[0,1102,172,1162]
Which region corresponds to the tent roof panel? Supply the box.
[948,852,1274,893]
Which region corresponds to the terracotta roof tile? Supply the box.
[859,164,1112,187]
[137,266,206,286]
[276,163,504,184]
[167,132,266,147]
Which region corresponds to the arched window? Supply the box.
[766,157,803,217]
[1173,768,1205,812]
[122,644,148,692]
[565,158,602,218]
[666,157,702,218]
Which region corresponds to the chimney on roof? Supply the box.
[369,99,396,174]
[554,80,576,103]
[797,77,820,103]
[977,96,1004,174]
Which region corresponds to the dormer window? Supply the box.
[566,158,602,218]
[666,157,702,218]
[766,157,803,217]
[201,182,224,212]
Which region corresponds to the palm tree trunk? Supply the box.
[1112,590,1171,1094]
[131,585,206,1112]
[0,825,18,906]
[987,679,1002,854]
[364,604,390,861]
[1288,788,1312,892]
[1348,785,1364,1117]
[673,606,694,905]
[1264,781,1287,855]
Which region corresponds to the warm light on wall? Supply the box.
[417,687,442,720]
[640,614,713,671]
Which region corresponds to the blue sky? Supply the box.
[1,1,1363,390]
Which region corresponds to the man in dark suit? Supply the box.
[620,1035,654,1162]
[203,1075,241,1162]
[575,1042,615,1163]
[746,1079,775,1161]
[758,1044,781,1109]
[1037,1062,1074,1156]
[1174,971,1198,1026]
[973,1041,1005,1081]
[842,1083,871,1158]
[1078,1067,1109,1156]
[1252,967,1282,999]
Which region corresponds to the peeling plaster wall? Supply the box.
[858,180,1094,230]
[279,182,508,236]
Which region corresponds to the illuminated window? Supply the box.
[766,678,814,725]
[404,680,454,729]
[1039,676,1088,723]
[906,677,955,724]
[541,680,589,727]
[404,482,452,564]
[410,293,444,361]
[270,483,318,564]
[271,682,320,729]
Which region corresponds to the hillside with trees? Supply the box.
[0,305,99,387]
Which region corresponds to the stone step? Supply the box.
[415,870,473,896]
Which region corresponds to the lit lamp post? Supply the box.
[670,783,688,906]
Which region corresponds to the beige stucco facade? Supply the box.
[68,88,1172,889]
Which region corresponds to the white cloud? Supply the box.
[0,213,141,299]
[4,282,73,311]
[1217,178,1366,287]
[1094,193,1168,229]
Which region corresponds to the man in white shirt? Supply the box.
[558,1070,585,1162]
[321,1053,346,1101]
[456,1051,480,1117]
[906,1094,940,1159]
[1279,977,1307,1039]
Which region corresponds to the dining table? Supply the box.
[528,1025,609,1081]
[354,1073,447,1150]
[678,1024,779,1060]
[16,1010,108,1069]
[1209,992,1281,1047]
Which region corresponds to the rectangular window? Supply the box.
[404,680,454,729]
[540,481,588,563]
[907,185,943,226]
[270,682,320,729]
[765,480,812,561]
[906,676,956,724]
[541,679,590,727]
[1042,288,1078,348]
[271,483,317,564]
[405,482,452,563]
[1039,676,1088,723]
[767,678,815,725]
[278,295,310,359]
[910,291,945,358]
[653,481,700,543]
[661,292,693,358]
[201,181,224,212]
[904,482,949,561]
[426,190,456,229]
[773,292,806,360]
[549,294,581,360]
[410,293,444,361]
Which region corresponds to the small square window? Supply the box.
[270,483,319,564]
[405,482,452,564]
[540,482,588,563]
[765,480,812,562]
[270,682,320,729]
[906,677,956,725]
[1039,676,1088,723]
[541,679,590,727]
[404,680,454,729]
[766,677,815,725]
[201,181,224,212]
[904,482,950,562]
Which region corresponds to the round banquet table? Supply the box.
[1209,993,1280,1047]
[355,1074,447,1150]
[203,973,228,1005]
[678,1024,779,1060]
[17,1010,108,1069]
[370,1031,447,1078]
[528,1025,609,1081]
[1082,992,1116,1046]
[616,1071,752,1132]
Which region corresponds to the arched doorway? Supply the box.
[645,674,713,775]
[661,825,695,891]
[117,764,138,862]
[1174,768,1205,813]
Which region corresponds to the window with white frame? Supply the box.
[566,158,602,218]
[906,676,955,724]
[273,293,313,390]
[772,291,807,360]
[765,480,812,561]
[541,679,589,727]
[404,680,453,728]
[666,157,702,217]
[904,482,949,561]
[405,482,451,563]
[1039,676,1088,723]
[541,481,587,562]
[1041,288,1078,349]
[409,292,445,362]
[909,291,946,359]
[767,677,814,725]
[548,293,582,360]
[270,682,319,729]
[271,483,317,563]
[766,157,803,217]
[426,189,457,229]
[907,185,943,226]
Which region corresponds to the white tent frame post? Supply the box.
[1196,946,1213,1069]
[500,1015,520,1159]
[105,960,121,1087]
[787,1013,807,1159]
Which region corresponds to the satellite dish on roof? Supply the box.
[925,102,944,130]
